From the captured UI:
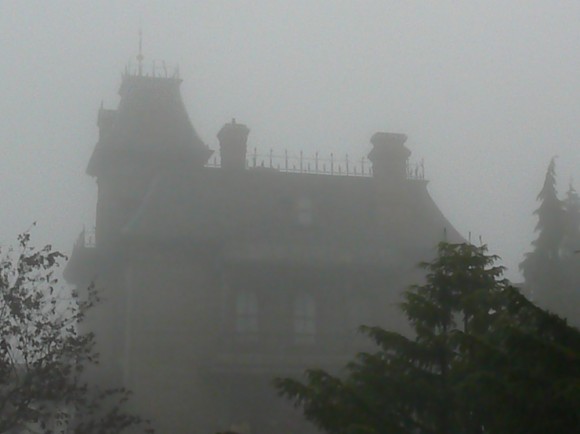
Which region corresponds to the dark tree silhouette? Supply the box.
[520,159,580,326]
[520,157,565,306]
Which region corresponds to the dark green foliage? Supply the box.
[275,242,580,434]
[0,232,153,433]
[453,286,580,434]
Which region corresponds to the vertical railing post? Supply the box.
[345,154,349,176]
[269,149,273,168]
[361,157,365,176]
[315,152,319,173]
[253,147,257,168]
[330,153,334,175]
[300,150,303,173]
[285,150,288,171]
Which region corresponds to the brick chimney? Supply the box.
[217,119,250,170]
[367,132,411,182]
[368,132,413,236]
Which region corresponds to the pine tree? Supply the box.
[520,157,565,305]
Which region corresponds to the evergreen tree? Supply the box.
[275,243,508,434]
[520,157,565,304]
[455,287,580,434]
[275,242,580,434]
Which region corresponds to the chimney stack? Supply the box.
[367,132,411,181]
[217,119,250,171]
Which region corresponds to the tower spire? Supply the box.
[137,27,144,76]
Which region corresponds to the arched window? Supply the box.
[293,293,316,344]
[235,290,259,337]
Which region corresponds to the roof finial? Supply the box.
[137,27,144,76]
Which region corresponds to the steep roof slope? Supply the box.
[87,74,212,177]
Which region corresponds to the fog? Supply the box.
[2,1,580,280]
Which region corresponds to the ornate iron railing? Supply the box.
[206,148,425,180]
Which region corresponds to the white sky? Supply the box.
[1,1,580,280]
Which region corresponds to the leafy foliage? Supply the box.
[0,232,153,433]
[275,242,580,434]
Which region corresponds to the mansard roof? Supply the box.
[121,167,462,267]
[71,69,463,279]
[87,73,212,177]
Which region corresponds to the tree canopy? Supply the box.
[275,242,580,434]
[0,233,152,433]
[520,158,564,284]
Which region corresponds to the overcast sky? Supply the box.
[2,1,580,280]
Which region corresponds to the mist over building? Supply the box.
[65,55,462,433]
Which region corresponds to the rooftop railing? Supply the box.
[206,148,425,180]
[123,60,180,79]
